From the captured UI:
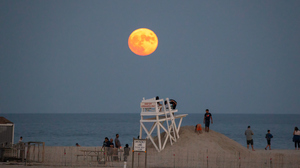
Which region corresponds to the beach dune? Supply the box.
[146,126,300,167]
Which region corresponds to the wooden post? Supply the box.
[173,153,175,168]
[37,143,40,162]
[206,149,208,168]
[145,144,147,168]
[26,143,31,165]
[132,138,135,168]
[21,143,25,162]
[239,152,241,168]
[42,142,45,163]
[140,116,143,139]
[33,144,35,161]
[138,152,140,167]
[104,147,107,166]
[64,148,66,166]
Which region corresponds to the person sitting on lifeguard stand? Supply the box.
[165,99,177,110]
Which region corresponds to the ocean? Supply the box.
[1,113,299,150]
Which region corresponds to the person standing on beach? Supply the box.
[115,134,121,148]
[203,109,213,132]
[265,130,273,150]
[102,137,110,148]
[123,144,130,161]
[245,126,255,151]
[110,138,114,148]
[293,127,300,150]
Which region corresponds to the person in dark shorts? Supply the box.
[265,130,273,150]
[203,109,213,132]
[245,126,255,151]
[293,127,300,150]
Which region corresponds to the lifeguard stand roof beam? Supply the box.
[139,97,187,152]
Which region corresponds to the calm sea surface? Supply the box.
[1,113,299,149]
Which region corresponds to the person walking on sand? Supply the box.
[293,127,300,150]
[203,109,213,132]
[115,134,121,148]
[245,126,255,151]
[265,130,273,150]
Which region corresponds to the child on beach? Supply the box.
[195,124,203,134]
[124,144,130,161]
[265,130,273,150]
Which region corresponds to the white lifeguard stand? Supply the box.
[139,97,187,152]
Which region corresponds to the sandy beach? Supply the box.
[1,126,299,168]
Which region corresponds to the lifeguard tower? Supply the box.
[139,97,187,152]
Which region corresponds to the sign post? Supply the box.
[132,138,147,168]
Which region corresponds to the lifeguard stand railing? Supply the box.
[139,97,187,152]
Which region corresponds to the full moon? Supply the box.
[128,28,158,56]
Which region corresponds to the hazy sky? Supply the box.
[1,1,300,114]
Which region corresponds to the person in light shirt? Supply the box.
[245,126,255,151]
[115,134,121,148]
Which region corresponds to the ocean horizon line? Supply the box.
[1,112,299,115]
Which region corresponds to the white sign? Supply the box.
[134,139,146,152]
[140,102,156,108]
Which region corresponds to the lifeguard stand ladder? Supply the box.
[139,97,187,152]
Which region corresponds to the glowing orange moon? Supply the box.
[128,28,158,56]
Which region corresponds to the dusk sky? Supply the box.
[1,1,299,114]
